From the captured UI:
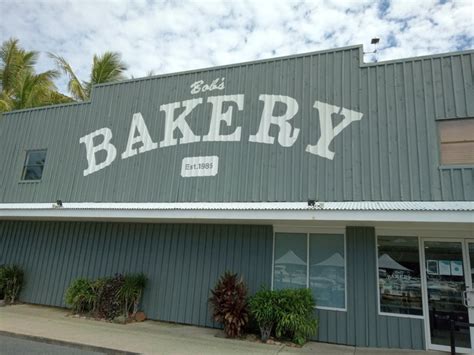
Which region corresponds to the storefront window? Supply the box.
[273,233,307,289]
[377,236,422,316]
[273,232,346,310]
[309,234,345,309]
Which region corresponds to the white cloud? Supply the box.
[1,0,472,94]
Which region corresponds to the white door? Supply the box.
[422,239,473,353]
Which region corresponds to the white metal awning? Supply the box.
[0,201,472,224]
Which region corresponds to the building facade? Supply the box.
[0,45,473,352]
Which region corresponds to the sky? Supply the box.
[1,0,473,94]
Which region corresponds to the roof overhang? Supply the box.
[0,202,472,224]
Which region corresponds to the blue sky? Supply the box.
[1,0,473,93]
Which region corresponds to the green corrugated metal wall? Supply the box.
[0,221,272,327]
[315,227,424,349]
[0,221,425,349]
[0,46,472,203]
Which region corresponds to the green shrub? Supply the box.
[249,287,277,342]
[96,274,125,320]
[65,273,148,321]
[0,265,24,304]
[117,273,147,318]
[65,278,95,314]
[209,271,249,338]
[274,288,318,345]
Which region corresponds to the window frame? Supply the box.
[375,232,424,320]
[437,117,474,167]
[19,149,47,183]
[272,226,347,312]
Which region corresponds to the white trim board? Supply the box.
[0,207,472,224]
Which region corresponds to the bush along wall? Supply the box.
[209,272,318,346]
[65,273,147,323]
[0,264,24,304]
[209,271,249,338]
[249,287,318,345]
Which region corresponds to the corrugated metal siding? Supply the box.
[0,221,425,349]
[0,47,473,203]
[315,227,424,349]
[0,221,273,327]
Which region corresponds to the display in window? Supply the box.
[273,233,307,289]
[378,236,422,316]
[309,234,345,309]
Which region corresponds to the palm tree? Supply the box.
[0,38,72,113]
[50,51,127,101]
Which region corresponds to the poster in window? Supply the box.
[439,260,451,276]
[426,260,439,275]
[451,260,463,276]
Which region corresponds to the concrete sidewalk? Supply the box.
[0,304,442,355]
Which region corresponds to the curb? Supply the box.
[0,330,139,354]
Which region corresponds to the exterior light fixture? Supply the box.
[53,200,63,208]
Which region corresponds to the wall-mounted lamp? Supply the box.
[52,200,63,208]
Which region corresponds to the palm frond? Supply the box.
[48,52,87,101]
[90,51,127,86]
[0,38,38,92]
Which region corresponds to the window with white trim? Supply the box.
[273,232,346,310]
[21,149,47,181]
[377,235,422,316]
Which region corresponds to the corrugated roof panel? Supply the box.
[0,201,472,211]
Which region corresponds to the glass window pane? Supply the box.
[274,233,307,289]
[22,150,47,181]
[23,166,44,180]
[378,236,422,316]
[309,234,345,309]
[27,150,46,166]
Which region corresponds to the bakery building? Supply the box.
[0,45,473,352]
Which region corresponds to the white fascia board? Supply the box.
[0,208,472,224]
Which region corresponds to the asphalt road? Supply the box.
[0,334,106,355]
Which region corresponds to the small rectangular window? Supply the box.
[21,149,47,181]
[377,235,422,316]
[438,118,474,165]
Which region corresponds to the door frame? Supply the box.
[464,239,474,349]
[421,237,473,353]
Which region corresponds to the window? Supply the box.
[438,118,474,165]
[309,234,345,309]
[273,232,346,310]
[377,235,422,316]
[21,150,47,181]
[273,233,307,289]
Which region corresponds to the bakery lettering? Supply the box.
[79,78,363,176]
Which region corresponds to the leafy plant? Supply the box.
[65,278,95,313]
[0,265,24,304]
[0,38,72,113]
[96,274,125,320]
[117,273,147,318]
[274,288,318,345]
[249,287,278,342]
[209,271,249,338]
